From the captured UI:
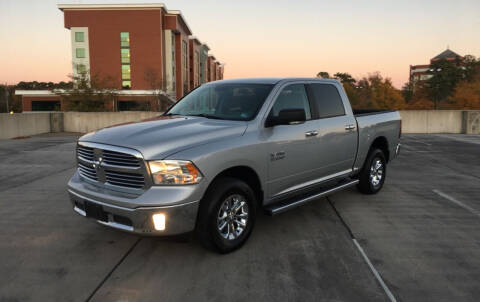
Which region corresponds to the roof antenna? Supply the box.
[447,44,450,50]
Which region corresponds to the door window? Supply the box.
[270,84,311,120]
[309,84,345,119]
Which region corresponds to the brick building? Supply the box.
[189,37,202,90]
[16,3,224,111]
[409,49,462,88]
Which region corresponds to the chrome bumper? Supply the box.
[68,189,199,236]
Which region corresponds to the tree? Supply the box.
[334,72,356,85]
[53,72,116,112]
[462,55,480,82]
[316,71,330,79]
[447,66,480,109]
[16,81,73,90]
[425,58,463,109]
[144,68,176,112]
[349,72,405,110]
[0,84,21,113]
[401,82,414,103]
[447,80,480,109]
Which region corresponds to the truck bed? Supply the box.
[353,110,401,171]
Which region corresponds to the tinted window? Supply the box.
[309,84,345,118]
[270,84,311,120]
[166,83,274,121]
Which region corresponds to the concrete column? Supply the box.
[464,111,480,134]
[49,113,64,133]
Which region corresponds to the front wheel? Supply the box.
[357,149,387,194]
[196,177,256,253]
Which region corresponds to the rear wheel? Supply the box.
[357,149,386,194]
[196,177,256,253]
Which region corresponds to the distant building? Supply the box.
[208,55,216,82]
[410,49,463,87]
[16,3,225,112]
[199,44,210,84]
[189,37,202,90]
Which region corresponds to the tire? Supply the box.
[196,177,257,253]
[357,148,387,194]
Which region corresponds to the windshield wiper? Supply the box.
[164,113,181,116]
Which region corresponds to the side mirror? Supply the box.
[266,109,306,127]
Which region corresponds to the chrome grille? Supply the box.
[77,145,94,161]
[76,143,148,190]
[78,162,97,181]
[105,170,145,189]
[102,150,140,168]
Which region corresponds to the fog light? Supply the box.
[152,213,166,231]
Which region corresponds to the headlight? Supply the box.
[148,160,203,185]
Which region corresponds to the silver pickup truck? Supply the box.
[68,78,401,253]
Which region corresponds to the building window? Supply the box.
[76,64,86,74]
[121,32,130,48]
[121,49,130,64]
[120,32,131,89]
[121,65,131,80]
[76,48,85,58]
[75,32,84,42]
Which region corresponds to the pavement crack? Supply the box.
[86,237,142,302]
[327,197,397,302]
[327,197,355,239]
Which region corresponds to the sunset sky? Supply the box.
[1,0,479,88]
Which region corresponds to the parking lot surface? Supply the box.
[0,133,479,302]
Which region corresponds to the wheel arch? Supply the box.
[204,165,264,208]
[370,136,390,163]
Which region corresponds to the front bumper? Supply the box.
[68,171,204,235]
[69,190,199,235]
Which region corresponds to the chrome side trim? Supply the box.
[274,169,353,197]
[267,179,359,215]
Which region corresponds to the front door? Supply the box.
[264,83,320,198]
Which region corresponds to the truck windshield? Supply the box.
[165,83,274,121]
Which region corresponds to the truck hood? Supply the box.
[79,115,247,159]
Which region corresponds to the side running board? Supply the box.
[265,179,359,216]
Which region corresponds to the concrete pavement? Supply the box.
[0,134,479,301]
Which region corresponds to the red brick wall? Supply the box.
[64,9,164,90]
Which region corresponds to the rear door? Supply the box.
[306,83,357,178]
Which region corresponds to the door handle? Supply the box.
[345,124,356,131]
[305,130,318,137]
